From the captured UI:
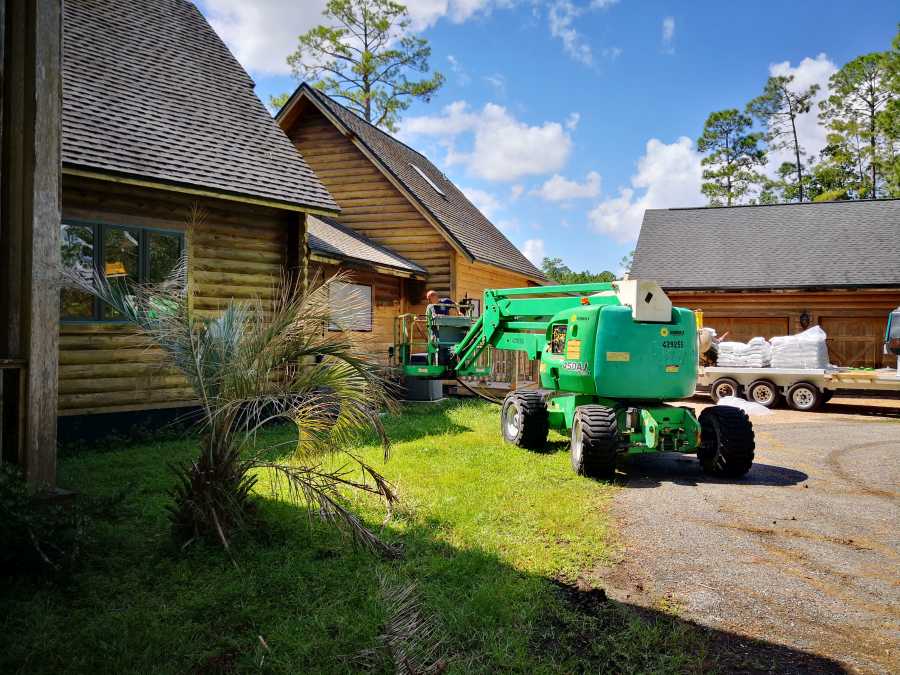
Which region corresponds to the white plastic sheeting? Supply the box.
[715,396,774,416]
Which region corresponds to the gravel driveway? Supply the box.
[596,396,900,674]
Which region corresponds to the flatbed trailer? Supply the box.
[698,365,900,411]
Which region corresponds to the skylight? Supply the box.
[409,164,446,198]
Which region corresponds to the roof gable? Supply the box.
[62,0,337,213]
[632,199,900,290]
[279,84,544,280]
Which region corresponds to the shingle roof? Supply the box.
[62,0,337,213]
[632,199,900,290]
[308,216,426,276]
[284,85,544,280]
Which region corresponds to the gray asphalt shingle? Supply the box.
[62,0,337,213]
[292,85,544,280]
[309,216,426,276]
[632,200,900,290]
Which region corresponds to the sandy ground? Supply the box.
[596,396,900,674]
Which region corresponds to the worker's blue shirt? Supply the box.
[431,298,453,315]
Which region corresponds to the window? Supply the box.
[328,282,373,332]
[60,221,184,321]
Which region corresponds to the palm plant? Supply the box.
[63,226,398,557]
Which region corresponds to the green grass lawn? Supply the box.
[1,400,709,674]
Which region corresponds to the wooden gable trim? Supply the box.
[62,166,340,217]
[279,87,475,264]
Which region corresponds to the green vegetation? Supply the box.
[275,0,444,131]
[699,24,900,204]
[540,256,616,284]
[1,401,710,673]
[65,242,395,555]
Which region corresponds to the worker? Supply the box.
[426,289,454,316]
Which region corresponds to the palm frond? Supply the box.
[60,211,399,554]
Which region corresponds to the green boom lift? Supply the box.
[394,280,755,479]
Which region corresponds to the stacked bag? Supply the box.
[770,325,830,369]
[717,337,772,368]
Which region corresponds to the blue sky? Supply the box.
[198,0,897,274]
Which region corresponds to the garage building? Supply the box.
[631,199,900,368]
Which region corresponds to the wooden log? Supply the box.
[59,374,187,395]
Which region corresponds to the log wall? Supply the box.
[285,103,454,297]
[59,175,302,415]
[454,257,538,307]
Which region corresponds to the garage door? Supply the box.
[819,316,889,368]
[704,317,790,343]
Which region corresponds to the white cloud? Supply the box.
[601,46,623,60]
[202,0,514,75]
[661,16,675,53]
[533,171,601,201]
[510,184,525,201]
[547,0,618,66]
[565,112,581,130]
[447,54,471,85]
[588,137,703,243]
[461,186,503,218]
[400,101,573,181]
[548,1,593,65]
[766,53,837,171]
[483,73,507,97]
[522,238,546,264]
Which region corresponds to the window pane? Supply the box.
[147,231,182,283]
[60,223,95,319]
[103,227,139,319]
[328,282,372,331]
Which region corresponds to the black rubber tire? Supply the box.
[500,391,548,449]
[570,405,618,479]
[710,377,740,403]
[747,379,781,409]
[786,382,822,412]
[697,406,755,478]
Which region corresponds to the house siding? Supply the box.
[59,175,303,416]
[287,105,454,298]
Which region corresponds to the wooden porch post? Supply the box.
[0,0,63,486]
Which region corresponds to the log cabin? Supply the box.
[275,83,546,322]
[631,200,900,367]
[56,0,343,420]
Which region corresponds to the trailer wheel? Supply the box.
[710,377,740,402]
[698,406,755,478]
[747,379,780,408]
[500,391,548,449]
[570,405,618,479]
[786,382,821,411]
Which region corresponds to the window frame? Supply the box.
[60,219,185,323]
[327,281,374,333]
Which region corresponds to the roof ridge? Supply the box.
[303,84,440,169]
[662,197,900,212]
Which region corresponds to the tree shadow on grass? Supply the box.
[0,474,849,675]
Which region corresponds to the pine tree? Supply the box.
[282,0,444,132]
[697,109,766,205]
